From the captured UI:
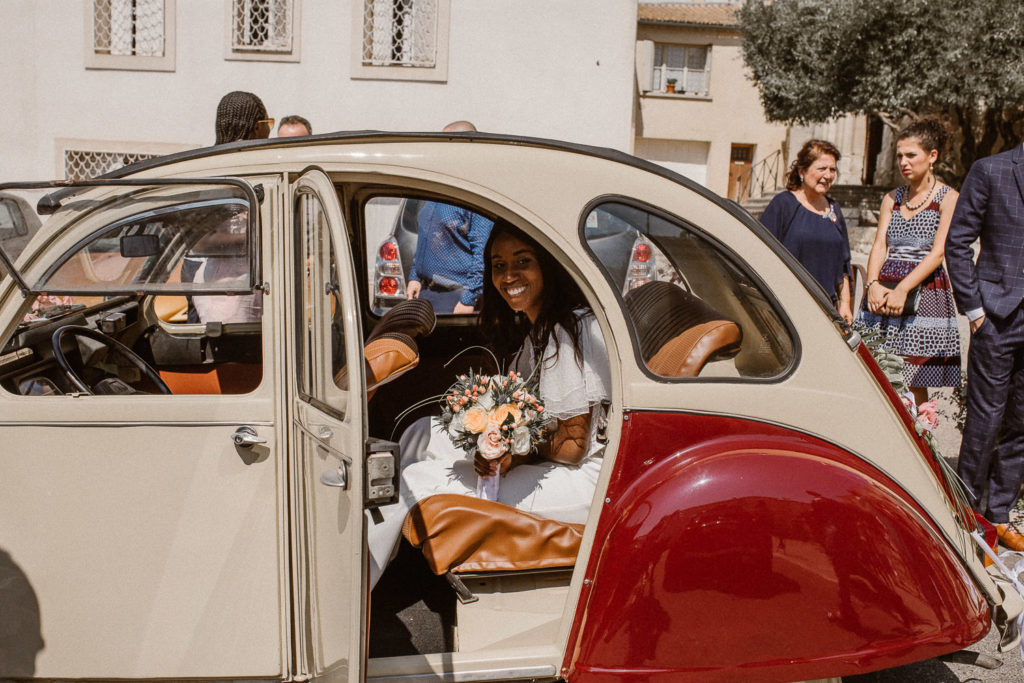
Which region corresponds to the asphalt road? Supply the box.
[842,249,1024,683]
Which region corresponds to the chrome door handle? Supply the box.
[312,423,333,440]
[232,426,267,448]
[320,463,348,489]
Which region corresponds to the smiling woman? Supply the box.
[759,139,854,324]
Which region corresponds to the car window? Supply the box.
[3,184,265,398]
[37,188,256,296]
[296,188,347,417]
[364,195,494,316]
[584,201,794,380]
[0,201,16,232]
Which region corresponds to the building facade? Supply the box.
[1,0,638,181]
[631,2,788,200]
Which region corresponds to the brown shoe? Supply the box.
[996,523,1024,551]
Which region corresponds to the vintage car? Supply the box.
[0,132,1011,682]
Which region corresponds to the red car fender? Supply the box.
[563,412,989,683]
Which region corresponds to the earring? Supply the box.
[800,175,805,183]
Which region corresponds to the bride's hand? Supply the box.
[474,449,512,477]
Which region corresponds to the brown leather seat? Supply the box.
[624,280,742,377]
[403,494,583,576]
[334,299,436,396]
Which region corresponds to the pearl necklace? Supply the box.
[904,175,936,211]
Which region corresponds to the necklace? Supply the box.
[904,175,936,211]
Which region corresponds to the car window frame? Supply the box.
[352,185,500,323]
[578,194,801,385]
[0,178,263,298]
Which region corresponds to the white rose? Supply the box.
[511,426,532,455]
[448,411,465,438]
[476,389,495,411]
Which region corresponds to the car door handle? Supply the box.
[312,423,333,440]
[232,426,267,448]
[320,463,348,489]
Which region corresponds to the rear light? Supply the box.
[622,235,658,295]
[631,242,652,262]
[379,241,398,262]
[374,237,405,302]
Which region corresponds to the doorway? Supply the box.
[727,144,755,202]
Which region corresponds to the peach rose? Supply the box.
[477,427,508,460]
[488,403,522,428]
[463,406,489,433]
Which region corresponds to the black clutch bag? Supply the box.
[878,278,921,316]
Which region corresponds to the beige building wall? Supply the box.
[633,23,788,198]
[0,0,638,181]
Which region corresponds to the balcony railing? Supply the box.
[737,148,784,203]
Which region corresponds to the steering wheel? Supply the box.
[51,325,171,395]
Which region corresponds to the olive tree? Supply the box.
[739,0,1024,184]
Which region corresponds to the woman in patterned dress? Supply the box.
[856,118,961,405]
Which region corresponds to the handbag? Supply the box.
[878,278,922,316]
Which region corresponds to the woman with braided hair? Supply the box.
[214,91,272,145]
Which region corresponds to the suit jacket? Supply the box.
[946,144,1024,320]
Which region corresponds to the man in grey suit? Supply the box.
[946,142,1024,548]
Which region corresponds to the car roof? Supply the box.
[47,130,735,215]
[26,131,834,319]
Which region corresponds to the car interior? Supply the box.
[0,180,797,668]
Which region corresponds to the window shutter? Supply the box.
[636,40,654,91]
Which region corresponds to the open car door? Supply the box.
[288,169,368,682]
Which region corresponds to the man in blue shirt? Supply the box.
[406,121,493,313]
[406,201,493,313]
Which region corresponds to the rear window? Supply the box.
[584,201,794,380]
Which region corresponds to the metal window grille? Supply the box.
[232,0,292,52]
[652,44,710,95]
[64,150,161,181]
[361,0,437,67]
[93,0,165,57]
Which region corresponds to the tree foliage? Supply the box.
[739,0,1024,183]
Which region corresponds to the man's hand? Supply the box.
[970,315,986,334]
[453,302,475,315]
[406,281,421,299]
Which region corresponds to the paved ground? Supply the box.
[842,246,1024,682]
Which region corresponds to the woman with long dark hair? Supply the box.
[366,221,610,587]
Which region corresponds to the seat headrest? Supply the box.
[624,281,743,377]
[368,298,436,342]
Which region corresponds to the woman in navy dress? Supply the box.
[855,119,961,405]
[760,140,853,323]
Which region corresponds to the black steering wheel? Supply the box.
[51,325,171,395]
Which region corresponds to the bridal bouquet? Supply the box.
[438,369,553,500]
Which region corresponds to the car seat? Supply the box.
[623,280,742,377]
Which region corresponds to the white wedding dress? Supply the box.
[366,311,610,588]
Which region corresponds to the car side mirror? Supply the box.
[120,234,160,258]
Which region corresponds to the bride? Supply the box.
[367,221,611,587]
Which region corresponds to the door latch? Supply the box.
[365,438,400,507]
[232,426,267,448]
